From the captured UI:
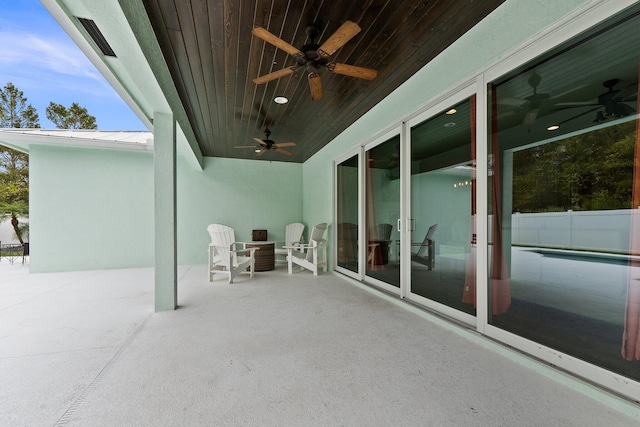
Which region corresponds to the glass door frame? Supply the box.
[334,146,365,281]
[478,1,640,398]
[333,84,488,318]
[363,126,403,296]
[403,82,484,326]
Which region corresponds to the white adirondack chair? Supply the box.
[207,224,257,283]
[274,222,305,262]
[285,223,327,275]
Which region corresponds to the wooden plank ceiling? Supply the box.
[142,0,505,162]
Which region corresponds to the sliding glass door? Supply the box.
[334,98,478,314]
[364,131,401,291]
[336,153,360,276]
[486,5,640,383]
[407,95,478,321]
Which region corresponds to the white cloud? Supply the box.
[0,30,103,83]
[0,6,144,130]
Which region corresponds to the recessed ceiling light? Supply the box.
[445,109,457,115]
[547,125,560,131]
[274,96,288,104]
[444,122,456,127]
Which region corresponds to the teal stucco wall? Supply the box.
[29,145,155,273]
[29,145,302,272]
[177,156,303,265]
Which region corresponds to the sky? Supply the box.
[0,0,146,130]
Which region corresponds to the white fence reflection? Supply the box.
[510,209,636,254]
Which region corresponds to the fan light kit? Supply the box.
[252,20,377,101]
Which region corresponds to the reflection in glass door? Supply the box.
[409,97,477,316]
[365,134,401,288]
[336,155,359,273]
[487,6,640,382]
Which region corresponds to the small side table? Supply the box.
[243,241,275,271]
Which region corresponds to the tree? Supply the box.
[46,102,97,129]
[0,182,29,244]
[0,82,38,243]
[512,120,636,213]
[0,82,40,128]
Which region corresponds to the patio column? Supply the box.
[154,111,177,311]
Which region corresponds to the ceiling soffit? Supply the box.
[141,0,506,162]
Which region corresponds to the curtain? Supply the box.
[621,73,640,361]
[462,90,511,314]
[365,151,383,270]
[462,96,477,306]
[337,165,356,265]
[489,86,512,315]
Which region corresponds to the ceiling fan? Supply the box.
[555,78,636,123]
[251,20,378,101]
[498,71,551,125]
[234,129,296,156]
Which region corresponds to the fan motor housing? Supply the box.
[301,24,326,65]
[299,42,328,69]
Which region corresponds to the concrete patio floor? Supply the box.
[1,259,639,426]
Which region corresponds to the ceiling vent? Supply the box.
[76,17,116,57]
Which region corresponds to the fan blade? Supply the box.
[254,138,267,146]
[256,149,267,156]
[253,67,296,84]
[308,72,324,101]
[317,20,361,58]
[273,142,296,148]
[557,106,601,125]
[252,27,303,58]
[327,62,377,80]
[497,96,529,107]
[555,101,600,107]
[234,145,259,149]
[275,148,293,156]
